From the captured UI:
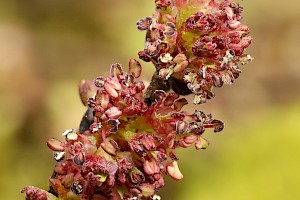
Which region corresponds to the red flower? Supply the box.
[138,0,253,104]
[22,61,223,199]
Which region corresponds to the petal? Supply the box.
[123,105,142,116]
[62,129,74,136]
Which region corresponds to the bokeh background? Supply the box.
[1,0,299,199]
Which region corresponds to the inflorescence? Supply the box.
[138,0,252,104]
[22,0,252,199]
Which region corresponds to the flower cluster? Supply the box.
[22,0,252,199]
[138,0,253,104]
[22,61,223,200]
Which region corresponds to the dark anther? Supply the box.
[79,107,94,134]
[71,181,83,195]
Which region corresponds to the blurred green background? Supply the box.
[0,0,299,199]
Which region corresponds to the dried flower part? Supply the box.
[138,0,253,104]
[23,60,224,199]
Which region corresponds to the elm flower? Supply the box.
[22,60,223,200]
[138,0,253,104]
